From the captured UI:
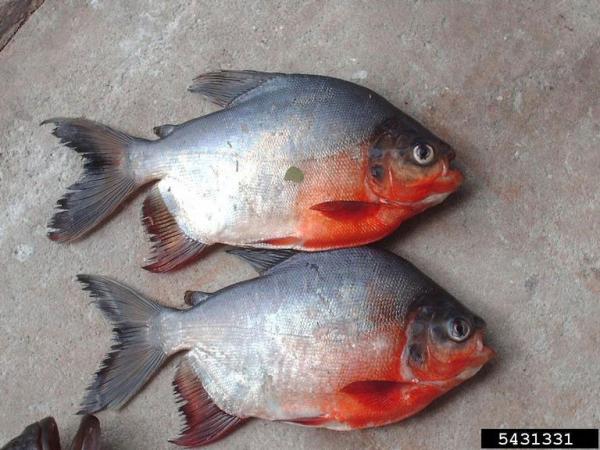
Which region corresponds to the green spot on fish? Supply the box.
[284,166,304,183]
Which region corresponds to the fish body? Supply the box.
[78,248,493,447]
[45,71,463,271]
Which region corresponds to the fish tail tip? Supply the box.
[46,230,59,241]
[40,117,63,128]
[142,262,165,273]
[76,274,92,285]
[169,437,192,447]
[46,229,67,242]
[46,230,76,243]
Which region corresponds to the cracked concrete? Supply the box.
[0,1,598,449]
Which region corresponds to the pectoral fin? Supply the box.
[310,201,382,221]
[339,380,409,410]
[284,415,330,427]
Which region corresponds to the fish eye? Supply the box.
[412,143,435,165]
[447,317,471,342]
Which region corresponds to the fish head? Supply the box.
[401,293,495,387]
[366,116,463,209]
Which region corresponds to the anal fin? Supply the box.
[172,358,246,447]
[340,380,408,409]
[142,185,207,272]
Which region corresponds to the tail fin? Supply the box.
[43,118,149,242]
[77,274,174,413]
[70,415,101,450]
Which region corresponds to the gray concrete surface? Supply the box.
[0,0,45,52]
[1,1,599,449]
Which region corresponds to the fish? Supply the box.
[1,415,100,450]
[43,71,463,272]
[76,247,494,447]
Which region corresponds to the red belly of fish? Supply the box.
[333,382,445,429]
[286,327,446,430]
[297,204,414,250]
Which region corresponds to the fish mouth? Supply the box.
[436,160,464,191]
[465,329,496,375]
[453,343,495,382]
[383,188,455,209]
[415,330,495,387]
[381,159,463,209]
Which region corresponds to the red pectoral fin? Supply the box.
[285,415,330,427]
[340,380,409,410]
[310,201,381,221]
[335,380,444,429]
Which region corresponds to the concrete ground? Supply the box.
[1,1,598,449]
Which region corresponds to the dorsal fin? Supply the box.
[183,290,212,307]
[226,248,297,274]
[142,184,207,272]
[171,358,246,447]
[188,70,281,108]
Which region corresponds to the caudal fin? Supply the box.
[77,274,174,413]
[43,118,149,242]
[70,415,101,450]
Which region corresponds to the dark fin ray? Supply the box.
[42,118,147,242]
[184,290,212,307]
[69,415,101,450]
[226,248,297,274]
[188,70,281,107]
[77,275,169,413]
[310,201,382,221]
[142,186,207,273]
[153,124,177,138]
[171,358,246,447]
